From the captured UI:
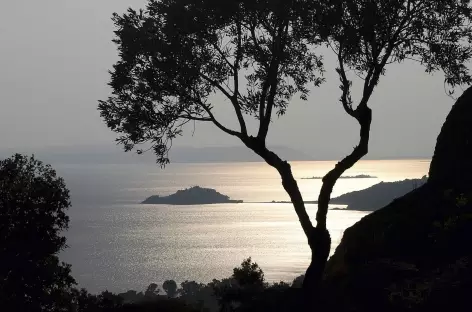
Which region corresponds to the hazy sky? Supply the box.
[0,1,466,160]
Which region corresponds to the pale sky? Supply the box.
[0,0,463,160]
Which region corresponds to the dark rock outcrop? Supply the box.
[323,87,472,312]
[429,87,472,191]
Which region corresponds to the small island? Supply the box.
[301,174,377,180]
[141,186,243,205]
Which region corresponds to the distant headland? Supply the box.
[328,176,427,211]
[141,186,243,205]
[301,174,377,180]
[269,176,428,211]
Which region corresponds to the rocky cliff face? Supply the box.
[429,87,472,191]
[323,87,472,312]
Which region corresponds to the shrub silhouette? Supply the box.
[163,280,178,298]
[0,154,75,311]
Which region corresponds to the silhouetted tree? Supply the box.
[99,0,472,300]
[232,258,265,289]
[118,290,143,304]
[0,154,75,311]
[99,0,324,295]
[178,281,204,300]
[70,288,102,312]
[97,290,125,311]
[144,283,160,298]
[163,280,178,298]
[291,275,304,289]
[210,258,267,312]
[179,280,217,312]
[301,0,472,295]
[269,281,291,290]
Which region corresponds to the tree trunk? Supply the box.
[244,138,313,236]
[302,227,331,309]
[317,106,372,230]
[243,137,338,308]
[277,161,314,237]
[305,105,372,303]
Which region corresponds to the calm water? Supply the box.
[58,159,430,293]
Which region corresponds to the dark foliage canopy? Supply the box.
[318,0,472,112]
[99,0,324,166]
[0,154,74,311]
[99,0,472,167]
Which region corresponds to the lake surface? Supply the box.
[57,159,430,293]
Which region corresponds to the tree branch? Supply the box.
[249,24,265,56]
[199,73,234,101]
[337,48,356,117]
[193,98,242,138]
[178,115,212,122]
[232,11,248,136]
[258,77,270,130]
[199,72,247,135]
[257,18,287,140]
[234,14,242,99]
[317,4,413,230]
[316,105,372,230]
[211,41,235,71]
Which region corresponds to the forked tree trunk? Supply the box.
[244,138,313,236]
[304,229,331,285]
[274,161,330,307]
[244,120,371,308]
[243,139,321,301]
[308,105,372,299]
[316,106,372,230]
[302,227,331,310]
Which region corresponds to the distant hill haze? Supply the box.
[0,145,430,165]
[168,146,315,163]
[0,145,314,165]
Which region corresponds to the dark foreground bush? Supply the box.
[120,299,198,312]
[67,258,305,312]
